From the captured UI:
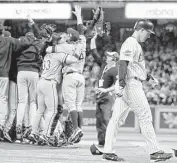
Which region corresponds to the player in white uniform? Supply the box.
[97,19,173,162]
[28,51,78,146]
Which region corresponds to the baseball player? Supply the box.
[15,19,56,141]
[2,31,17,142]
[0,24,34,141]
[28,50,79,146]
[61,5,87,144]
[90,34,119,146]
[97,19,173,162]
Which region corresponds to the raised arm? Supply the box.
[90,34,102,66]
[85,7,104,38]
[27,15,41,39]
[72,5,84,35]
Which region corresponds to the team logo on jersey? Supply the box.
[124,50,132,56]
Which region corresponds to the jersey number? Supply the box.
[43,60,51,70]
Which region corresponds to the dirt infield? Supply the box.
[0,141,176,163]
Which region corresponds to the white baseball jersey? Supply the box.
[120,37,147,81]
[103,36,161,155]
[46,43,78,56]
[62,35,86,74]
[41,53,68,83]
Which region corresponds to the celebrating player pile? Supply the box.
[0,4,174,163]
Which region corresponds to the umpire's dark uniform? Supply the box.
[96,63,117,145]
[91,49,118,146]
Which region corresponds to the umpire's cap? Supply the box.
[134,19,155,34]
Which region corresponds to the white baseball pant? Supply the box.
[16,71,39,127]
[4,81,17,131]
[0,77,9,127]
[62,73,85,112]
[32,79,58,137]
[104,79,160,154]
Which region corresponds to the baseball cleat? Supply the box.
[38,134,54,146]
[90,144,103,155]
[3,131,12,143]
[172,149,177,157]
[23,126,32,139]
[74,130,83,143]
[28,133,40,143]
[0,127,4,141]
[68,127,82,143]
[150,150,173,162]
[102,153,125,162]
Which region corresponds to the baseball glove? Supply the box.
[93,7,104,23]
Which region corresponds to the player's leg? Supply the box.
[43,81,58,137]
[127,83,173,161]
[96,102,105,146]
[62,74,79,143]
[97,95,113,146]
[50,83,63,136]
[16,71,28,140]
[76,74,85,127]
[29,79,45,143]
[103,97,130,154]
[28,72,39,129]
[101,96,129,161]
[75,74,85,143]
[4,81,17,142]
[0,77,9,140]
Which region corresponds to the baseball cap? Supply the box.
[67,28,79,41]
[106,51,118,56]
[3,31,11,37]
[106,51,119,61]
[134,19,155,34]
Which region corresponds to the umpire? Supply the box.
[90,34,119,146]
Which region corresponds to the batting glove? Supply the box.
[149,76,159,87]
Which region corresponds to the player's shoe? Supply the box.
[74,130,83,143]
[0,126,4,141]
[38,134,54,146]
[102,153,125,162]
[23,126,32,139]
[90,144,103,155]
[68,127,82,143]
[16,125,23,142]
[150,150,173,162]
[28,133,39,144]
[3,131,12,143]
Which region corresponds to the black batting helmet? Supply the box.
[134,19,155,34]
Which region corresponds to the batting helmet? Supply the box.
[134,19,155,34]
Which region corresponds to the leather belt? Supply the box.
[133,77,143,82]
[66,72,82,75]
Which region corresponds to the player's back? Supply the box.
[41,52,67,83]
